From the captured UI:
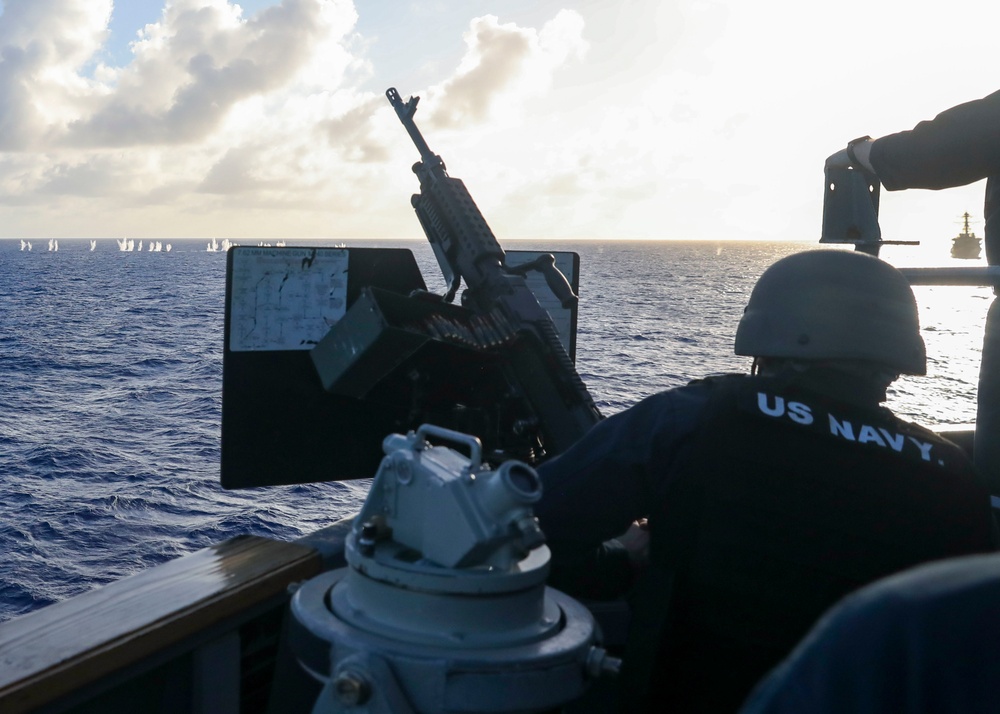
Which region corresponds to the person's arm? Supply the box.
[535,384,707,543]
[869,90,1000,190]
[534,383,709,598]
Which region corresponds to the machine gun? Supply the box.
[384,87,603,459]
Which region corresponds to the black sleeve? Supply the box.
[869,89,1000,191]
[544,538,637,601]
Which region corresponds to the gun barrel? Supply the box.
[386,87,440,169]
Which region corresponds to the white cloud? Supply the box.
[0,0,998,245]
[0,2,597,239]
[65,0,354,147]
[0,0,382,230]
[0,0,113,149]
[425,10,587,129]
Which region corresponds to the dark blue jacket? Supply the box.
[536,371,997,712]
[869,89,1000,263]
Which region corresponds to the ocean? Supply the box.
[0,237,992,623]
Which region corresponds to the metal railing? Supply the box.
[899,267,1000,287]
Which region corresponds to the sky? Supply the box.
[0,0,997,245]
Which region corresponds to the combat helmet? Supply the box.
[734,249,926,375]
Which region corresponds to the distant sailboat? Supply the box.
[208,237,236,252]
[951,212,982,259]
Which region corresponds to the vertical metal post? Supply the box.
[820,166,882,255]
[193,632,241,713]
[977,177,1000,495]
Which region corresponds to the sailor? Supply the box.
[534,249,998,713]
[826,91,1000,506]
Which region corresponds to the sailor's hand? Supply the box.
[617,518,650,567]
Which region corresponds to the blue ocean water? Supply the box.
[0,238,991,623]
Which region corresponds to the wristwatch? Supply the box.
[846,135,872,169]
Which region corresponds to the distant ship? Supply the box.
[951,212,982,259]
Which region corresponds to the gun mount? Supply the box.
[220,90,600,481]
[302,88,603,469]
[288,425,618,713]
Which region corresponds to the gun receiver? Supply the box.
[386,87,602,458]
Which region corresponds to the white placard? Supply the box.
[229,247,349,352]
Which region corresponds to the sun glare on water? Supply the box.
[871,238,992,426]
[893,283,992,426]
